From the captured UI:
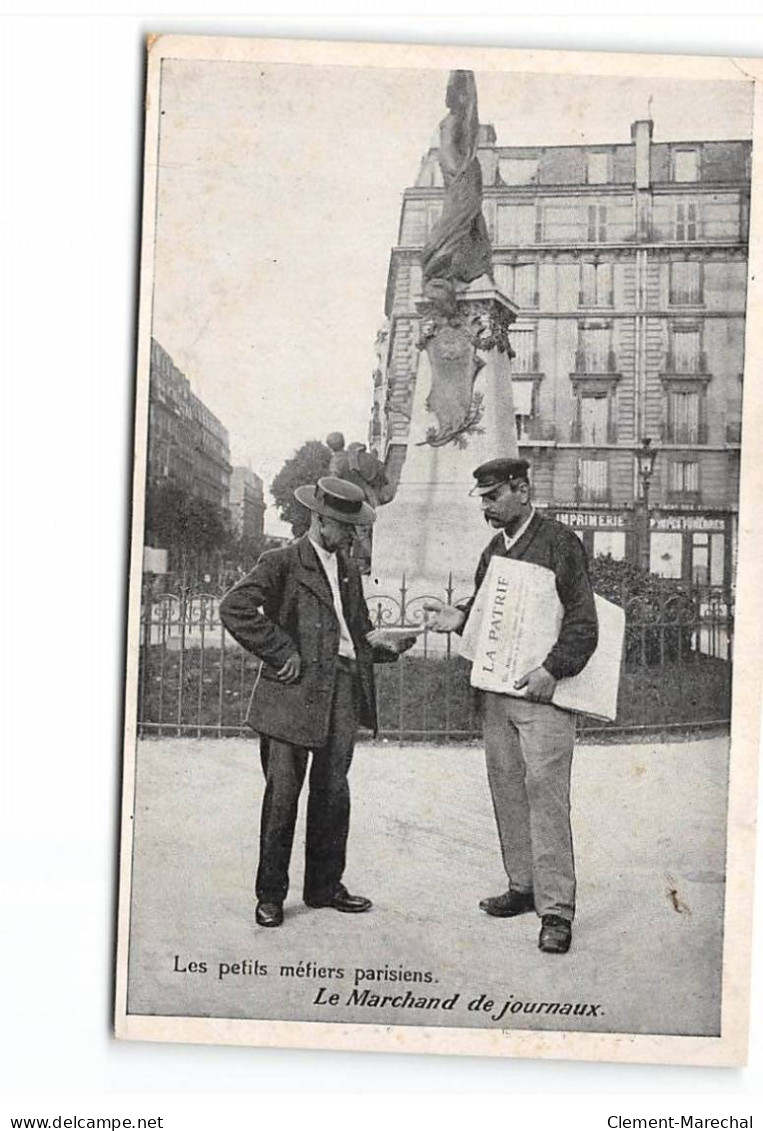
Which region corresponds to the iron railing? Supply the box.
[136,574,733,743]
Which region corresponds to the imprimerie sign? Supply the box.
[554,510,630,529]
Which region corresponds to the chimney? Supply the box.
[631,119,653,189]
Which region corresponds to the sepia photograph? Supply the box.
[114,35,763,1066]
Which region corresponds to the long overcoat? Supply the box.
[219,535,393,748]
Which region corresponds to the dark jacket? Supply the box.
[219,535,394,747]
[460,510,599,680]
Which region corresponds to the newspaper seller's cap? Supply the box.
[469,458,530,496]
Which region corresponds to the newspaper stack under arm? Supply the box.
[459,556,625,722]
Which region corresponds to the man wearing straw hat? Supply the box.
[220,476,415,929]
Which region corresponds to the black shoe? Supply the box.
[305,883,372,913]
[255,900,284,928]
[539,914,572,954]
[479,889,535,918]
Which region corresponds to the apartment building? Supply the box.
[372,120,749,587]
[148,338,232,514]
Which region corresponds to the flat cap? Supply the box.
[469,457,530,496]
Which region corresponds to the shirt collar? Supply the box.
[308,535,335,565]
[502,507,535,551]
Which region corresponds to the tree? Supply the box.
[271,439,331,535]
[145,479,230,582]
[590,555,696,667]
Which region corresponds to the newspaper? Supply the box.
[460,557,625,722]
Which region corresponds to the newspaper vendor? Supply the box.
[425,458,598,954]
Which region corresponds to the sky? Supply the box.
[151,56,753,535]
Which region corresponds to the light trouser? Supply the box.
[483,692,577,921]
[255,662,359,904]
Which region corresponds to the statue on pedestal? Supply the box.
[417,70,513,450]
[326,432,393,571]
[422,69,493,309]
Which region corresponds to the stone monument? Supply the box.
[370,70,519,610]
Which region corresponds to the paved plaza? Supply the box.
[125,734,729,1039]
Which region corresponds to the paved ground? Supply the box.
[125,735,728,1038]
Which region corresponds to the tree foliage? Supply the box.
[146,480,229,554]
[590,554,697,667]
[270,439,332,535]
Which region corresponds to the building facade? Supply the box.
[148,338,232,514]
[372,120,749,588]
[229,466,266,542]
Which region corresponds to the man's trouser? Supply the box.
[483,692,576,921]
[255,660,359,904]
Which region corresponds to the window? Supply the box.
[510,326,538,374]
[692,533,710,585]
[669,261,702,305]
[494,262,538,307]
[669,459,700,498]
[666,389,704,443]
[650,533,683,579]
[512,380,535,441]
[673,150,699,183]
[497,204,537,245]
[587,153,610,185]
[499,157,538,185]
[675,202,698,241]
[594,531,626,560]
[578,325,613,373]
[670,327,701,373]
[579,393,611,444]
[690,532,725,587]
[580,261,614,307]
[578,458,609,502]
[587,204,607,242]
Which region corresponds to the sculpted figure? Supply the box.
[326,433,393,508]
[417,71,496,446]
[326,432,393,572]
[421,70,493,311]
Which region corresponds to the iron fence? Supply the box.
[136,576,733,742]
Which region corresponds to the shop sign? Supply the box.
[553,510,629,530]
[650,513,725,533]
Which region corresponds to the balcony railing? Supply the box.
[666,490,702,505]
[664,351,708,375]
[576,486,611,504]
[669,289,703,306]
[660,422,709,445]
[574,348,618,375]
[511,349,541,375]
[570,421,618,444]
[517,420,557,443]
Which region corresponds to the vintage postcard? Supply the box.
[115,35,763,1065]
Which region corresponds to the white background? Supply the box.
[2,4,762,1128]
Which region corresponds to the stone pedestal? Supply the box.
[368,279,519,619]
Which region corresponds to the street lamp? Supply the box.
[635,437,658,572]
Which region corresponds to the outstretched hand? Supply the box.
[514,665,557,703]
[366,628,418,654]
[422,601,466,634]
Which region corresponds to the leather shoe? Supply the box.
[255,900,284,928]
[479,889,535,917]
[305,883,372,913]
[539,914,572,954]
